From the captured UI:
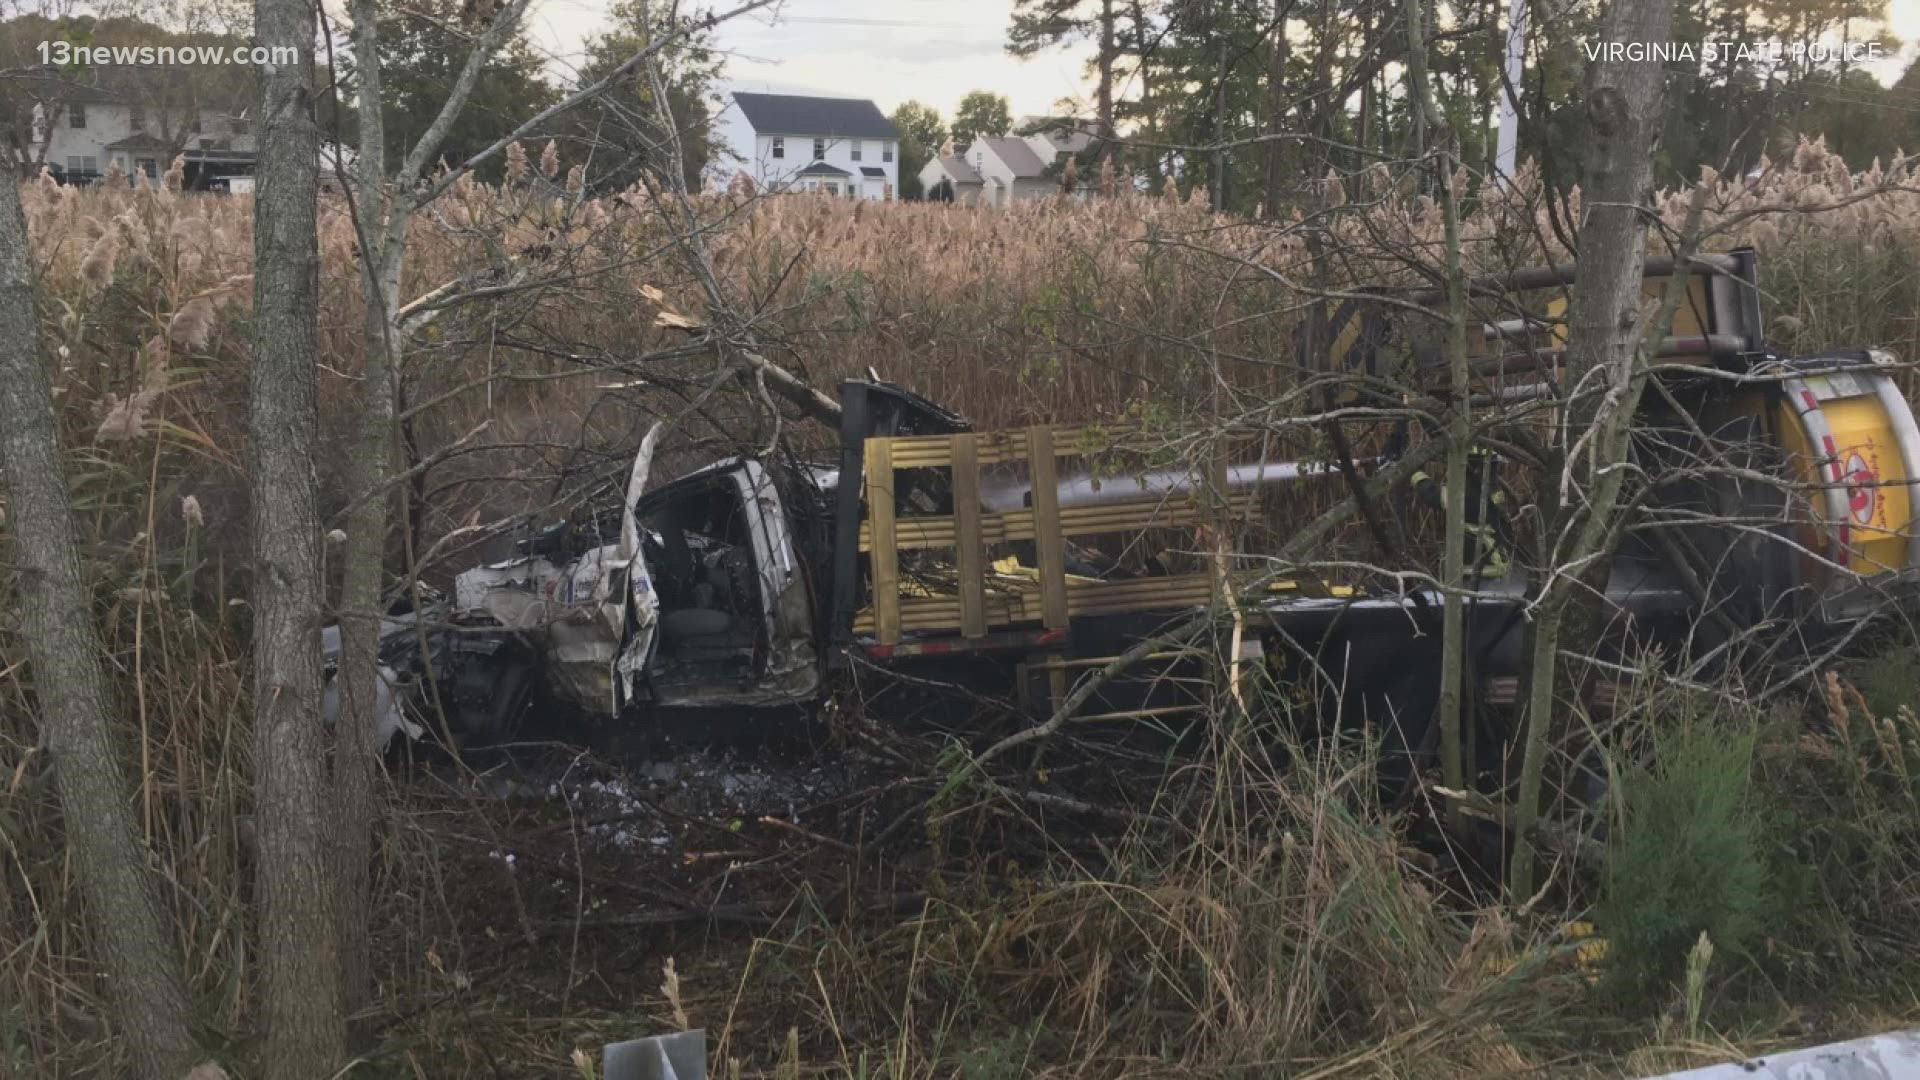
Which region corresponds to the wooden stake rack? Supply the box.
[853,422,1250,647]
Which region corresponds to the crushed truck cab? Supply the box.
[443,457,820,723]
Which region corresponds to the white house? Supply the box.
[919,152,984,203]
[713,91,899,200]
[34,84,254,189]
[917,119,1100,206]
[919,136,1053,206]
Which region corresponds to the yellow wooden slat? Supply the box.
[852,571,1347,635]
[858,492,1255,551]
[1028,426,1069,629]
[865,438,901,646]
[1068,575,1219,602]
[883,422,1154,469]
[888,428,1022,469]
[853,572,1235,635]
[951,433,987,638]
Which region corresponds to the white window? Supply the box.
[883,142,893,163]
[812,137,825,160]
[136,157,157,177]
[850,140,862,161]
[128,103,145,131]
[68,105,86,129]
[770,136,784,159]
[821,180,839,196]
[66,155,97,175]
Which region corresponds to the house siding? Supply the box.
[39,101,254,180]
[967,141,1056,207]
[750,132,895,197]
[712,94,899,201]
[917,158,984,203]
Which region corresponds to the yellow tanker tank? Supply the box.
[1767,350,1920,616]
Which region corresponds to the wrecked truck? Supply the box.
[331,250,1920,766]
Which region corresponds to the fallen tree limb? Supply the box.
[533,891,929,936]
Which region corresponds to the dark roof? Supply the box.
[1017,116,1096,154]
[980,136,1048,178]
[103,133,171,152]
[732,92,897,139]
[796,161,850,177]
[859,166,886,178]
[933,154,981,184]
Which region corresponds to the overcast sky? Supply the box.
[522,0,1098,119]
[518,0,1920,123]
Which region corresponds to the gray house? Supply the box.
[919,121,1096,206]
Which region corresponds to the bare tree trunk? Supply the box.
[1403,0,1472,831]
[333,263,399,1050]
[329,0,545,1036]
[331,0,398,1038]
[1359,63,1374,155]
[1096,0,1116,139]
[250,0,347,1067]
[1209,0,1229,210]
[1130,0,1159,190]
[1307,7,1335,180]
[0,161,199,1080]
[1262,0,1290,218]
[1508,0,1678,898]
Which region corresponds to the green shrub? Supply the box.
[1849,645,1920,723]
[1597,710,1782,996]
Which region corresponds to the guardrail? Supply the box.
[1643,1030,1920,1079]
[603,1029,705,1080]
[599,1024,1920,1078]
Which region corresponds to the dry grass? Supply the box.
[18,137,1917,418]
[7,138,1920,1074]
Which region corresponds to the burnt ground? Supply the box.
[371,706,1111,1070]
[366,695,1490,1073]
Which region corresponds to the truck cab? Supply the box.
[445,457,820,725]
[433,380,966,735]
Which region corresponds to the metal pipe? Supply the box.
[1408,253,1744,305]
[978,458,1346,513]
[1463,333,1747,378]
